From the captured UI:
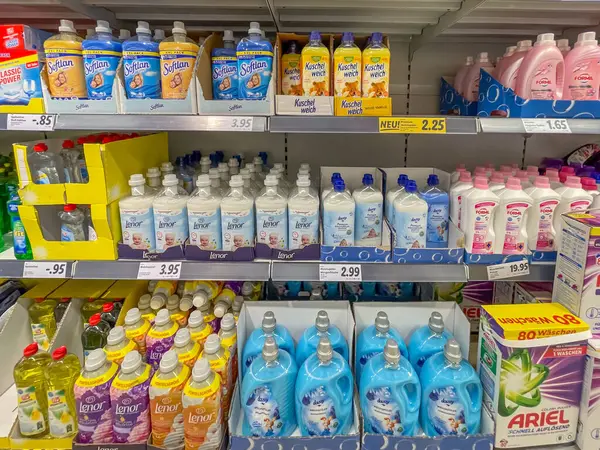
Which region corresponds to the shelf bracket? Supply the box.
[264,0,282,32]
[59,0,121,29]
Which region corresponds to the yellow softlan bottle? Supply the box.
[29,298,57,352]
[334,32,362,97]
[301,31,330,96]
[362,32,390,98]
[14,343,52,437]
[45,346,81,438]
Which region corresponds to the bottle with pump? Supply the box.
[288,174,320,249]
[450,171,473,230]
[353,174,383,247]
[563,32,600,100]
[29,297,57,352]
[301,31,330,96]
[296,310,349,367]
[462,52,494,102]
[212,29,238,100]
[256,174,288,250]
[454,57,474,95]
[515,33,564,100]
[385,174,408,222]
[187,174,222,251]
[59,204,86,241]
[393,180,428,249]
[360,339,420,436]
[553,176,593,248]
[493,177,533,254]
[122,21,161,99]
[462,176,499,254]
[421,174,450,248]
[498,40,533,90]
[153,174,189,252]
[408,312,453,375]
[221,174,255,251]
[30,143,65,184]
[323,179,355,246]
[119,174,156,251]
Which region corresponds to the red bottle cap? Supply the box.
[23,343,38,357]
[62,140,74,149]
[89,313,101,326]
[63,204,76,212]
[102,303,114,313]
[33,143,48,152]
[60,297,70,303]
[34,297,44,303]
[52,346,67,360]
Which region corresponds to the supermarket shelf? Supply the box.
[478,117,600,134]
[467,263,556,282]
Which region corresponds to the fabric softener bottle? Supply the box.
[296,310,349,367]
[237,22,273,99]
[408,312,453,375]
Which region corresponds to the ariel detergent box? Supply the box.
[577,339,600,450]
[478,303,590,448]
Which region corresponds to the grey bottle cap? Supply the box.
[262,311,276,333]
[375,311,390,333]
[445,339,463,365]
[317,336,333,362]
[315,310,330,332]
[384,339,400,366]
[429,312,445,334]
[262,336,279,362]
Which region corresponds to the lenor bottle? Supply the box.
[288,174,319,249]
[105,326,137,366]
[408,312,453,375]
[153,174,189,252]
[120,173,156,252]
[323,179,355,246]
[146,309,179,371]
[188,174,222,250]
[124,307,151,360]
[256,174,288,249]
[173,328,201,368]
[296,310,349,367]
[221,174,255,251]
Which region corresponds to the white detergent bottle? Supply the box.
[322,172,342,202]
[493,177,533,254]
[323,179,355,247]
[270,169,289,197]
[489,172,506,192]
[288,175,320,250]
[524,176,561,252]
[240,168,260,198]
[450,164,466,186]
[119,174,156,252]
[385,173,409,223]
[454,57,473,96]
[449,171,473,230]
[353,174,383,247]
[462,52,494,102]
[554,176,593,248]
[152,174,189,252]
[221,174,255,251]
[187,174,222,250]
[393,180,428,249]
[256,174,288,250]
[462,176,499,254]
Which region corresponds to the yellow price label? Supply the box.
[379,117,447,134]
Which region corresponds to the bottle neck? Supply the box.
[229,186,244,197]
[265,185,278,196]
[131,184,146,196]
[148,176,161,187]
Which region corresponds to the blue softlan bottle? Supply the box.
[242,311,295,377]
[212,30,238,100]
[296,310,349,367]
[82,20,122,99]
[242,337,298,437]
[237,22,273,99]
[295,336,353,436]
[122,21,161,99]
[356,311,408,382]
[420,339,482,437]
[420,174,449,248]
[360,339,421,436]
[408,312,453,375]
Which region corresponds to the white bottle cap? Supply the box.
[229,175,243,187]
[577,31,597,46]
[300,163,310,171]
[221,313,236,331]
[121,351,143,373]
[119,29,131,40]
[466,56,474,64]
[95,20,111,34]
[163,173,179,186]
[128,173,145,186]
[274,163,284,171]
[154,309,171,326]
[196,174,210,187]
[161,162,173,172]
[253,156,263,166]
[179,295,193,312]
[229,157,239,168]
[505,46,517,55]
[535,33,556,46]
[188,310,204,328]
[167,294,180,309]
[59,20,76,33]
[477,52,489,62]
[218,162,228,171]
[193,291,209,308]
[298,168,310,177]
[172,21,187,35]
[201,156,211,164]
[160,350,179,372]
[209,168,220,179]
[557,38,570,48]
[85,348,108,371]
[147,167,160,178]
[86,28,95,38]
[517,40,533,50]
[264,174,279,186]
[154,29,166,40]
[136,21,151,35]
[203,334,222,354]
[246,163,256,173]
[138,294,151,309]
[240,168,251,179]
[223,30,234,41]
[124,308,141,326]
[249,22,261,35]
[174,328,191,347]
[192,357,211,382]
[296,175,311,187]
[213,300,229,318]
[107,326,126,346]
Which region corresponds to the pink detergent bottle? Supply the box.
[454,56,474,96]
[562,32,600,100]
[494,45,517,80]
[462,52,494,102]
[498,40,532,90]
[515,33,564,100]
[558,39,571,57]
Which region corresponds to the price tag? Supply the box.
[379,117,446,134]
[22,262,68,278]
[487,261,530,281]
[522,118,571,134]
[7,114,56,131]
[319,264,362,282]
[137,261,182,280]
[208,116,253,132]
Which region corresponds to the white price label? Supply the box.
[23,262,68,278]
[137,261,182,280]
[7,114,56,131]
[487,261,530,281]
[319,264,362,282]
[522,118,571,134]
[225,117,254,132]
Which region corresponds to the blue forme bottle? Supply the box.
[420,339,482,437]
[408,312,453,375]
[237,22,273,99]
[296,310,349,367]
[242,337,298,437]
[420,174,449,248]
[242,311,295,378]
[356,311,408,383]
[296,336,353,436]
[360,339,420,436]
[82,20,122,99]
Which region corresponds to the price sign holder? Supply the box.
[7,114,56,131]
[379,117,446,134]
[23,261,69,278]
[487,261,530,281]
[319,264,362,282]
[207,116,254,132]
[522,118,571,134]
[137,261,182,280]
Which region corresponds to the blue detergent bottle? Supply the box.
[295,336,353,436]
[122,21,161,99]
[420,339,482,437]
[212,30,238,100]
[356,312,408,383]
[242,337,298,437]
[296,310,349,367]
[237,22,273,99]
[420,174,449,248]
[82,20,122,99]
[360,339,421,436]
[408,312,453,375]
[242,311,295,378]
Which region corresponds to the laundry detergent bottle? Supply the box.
[498,40,532,91]
[82,20,122,99]
[393,180,427,249]
[242,337,298,437]
[420,339,482,437]
[462,176,499,254]
[295,336,353,436]
[493,177,533,255]
[119,174,156,252]
[353,174,383,247]
[153,174,189,252]
[524,176,561,252]
[454,56,473,96]
[553,175,593,248]
[563,31,600,100]
[515,33,564,100]
[408,312,453,375]
[461,52,494,102]
[159,21,199,99]
[296,310,349,367]
[323,179,355,246]
[360,339,420,436]
[123,21,161,99]
[449,171,472,230]
[421,174,449,248]
[301,31,330,96]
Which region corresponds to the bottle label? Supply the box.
[426,203,449,245]
[120,207,156,251]
[35,171,50,184]
[123,51,162,99]
[355,202,383,244]
[12,217,30,256]
[300,386,340,436]
[288,207,319,249]
[256,207,287,249]
[359,351,378,371]
[82,51,120,100]
[569,199,591,211]
[146,323,179,370]
[221,208,255,251]
[393,209,426,249]
[566,58,600,100]
[16,386,46,436]
[301,54,330,96]
[334,53,361,97]
[470,201,497,254]
[189,208,222,250]
[362,52,390,98]
[176,342,201,367]
[110,365,152,443]
[220,333,237,349]
[427,386,467,436]
[60,224,76,242]
[125,320,151,358]
[105,340,138,366]
[183,374,222,449]
[31,323,50,351]
[281,54,301,95]
[237,49,273,100]
[47,389,76,438]
[530,60,560,100]
[190,325,212,345]
[212,55,238,100]
[502,202,530,254]
[535,199,559,251]
[45,47,87,99]
[154,207,189,252]
[207,348,230,372]
[244,386,284,437]
[160,50,197,100]
[364,387,405,435]
[323,208,355,246]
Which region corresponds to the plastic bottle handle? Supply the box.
[400,381,420,413]
[338,374,353,405]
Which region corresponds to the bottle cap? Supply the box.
[232,296,244,312]
[527,165,539,176]
[229,175,243,187]
[517,40,533,52]
[89,313,102,326]
[51,346,67,360]
[85,348,107,371]
[135,21,150,34]
[465,56,474,64]
[121,350,143,373]
[300,163,310,171]
[444,339,463,364]
[174,328,191,347]
[203,334,222,354]
[160,350,179,372]
[317,336,333,362]
[154,28,165,40]
[342,32,354,42]
[315,310,330,332]
[459,171,472,182]
[273,163,284,171]
[362,174,374,186]
[264,174,279,186]
[557,38,570,49]
[59,19,76,33]
[404,180,417,193]
[262,336,279,362]
[193,290,209,308]
[146,167,160,179]
[192,357,211,381]
[224,29,234,41]
[490,172,504,183]
[478,52,489,62]
[397,174,408,186]
[63,204,77,212]
[565,176,582,188]
[107,326,126,346]
[119,29,131,40]
[128,173,146,186]
[262,311,277,333]
[333,179,346,192]
[151,291,167,310]
[332,172,341,182]
[154,309,171,327]
[473,176,489,189]
[62,139,74,149]
[534,176,551,188]
[248,22,261,35]
[33,143,48,152]
[253,156,263,166]
[296,176,311,187]
[172,21,187,35]
[309,30,321,41]
[505,177,522,190]
[371,32,383,43]
[95,20,111,34]
[505,46,517,55]
[535,33,556,46]
[428,312,445,334]
[124,307,141,325]
[577,32,597,46]
[375,311,390,333]
[163,173,180,187]
[582,177,597,191]
[167,294,180,309]
[383,339,400,365]
[213,300,229,318]
[102,302,114,313]
[427,174,439,186]
[188,310,205,329]
[179,295,193,312]
[221,313,236,331]
[60,297,70,303]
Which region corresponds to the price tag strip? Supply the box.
[487,261,530,281]
[207,116,254,132]
[23,261,69,278]
[138,261,182,280]
[319,264,362,282]
[522,118,571,134]
[7,114,56,131]
[379,117,446,134]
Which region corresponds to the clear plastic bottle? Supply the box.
[120,174,156,251]
[323,179,355,247]
[153,174,189,252]
[30,143,65,184]
[221,175,255,251]
[29,298,57,352]
[187,174,222,250]
[59,139,77,183]
[59,204,86,241]
[353,174,383,247]
[256,174,288,249]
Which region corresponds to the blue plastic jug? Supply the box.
[408,312,453,375]
[420,339,482,436]
[296,310,349,367]
[360,339,420,436]
[420,174,449,248]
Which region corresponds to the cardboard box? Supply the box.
[439,76,477,116]
[493,281,514,304]
[577,338,600,450]
[514,282,552,304]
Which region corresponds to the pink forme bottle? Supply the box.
[498,40,532,90]
[462,52,494,102]
[515,33,565,100]
[558,39,571,57]
[454,56,474,96]
[562,32,600,100]
[494,45,517,80]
